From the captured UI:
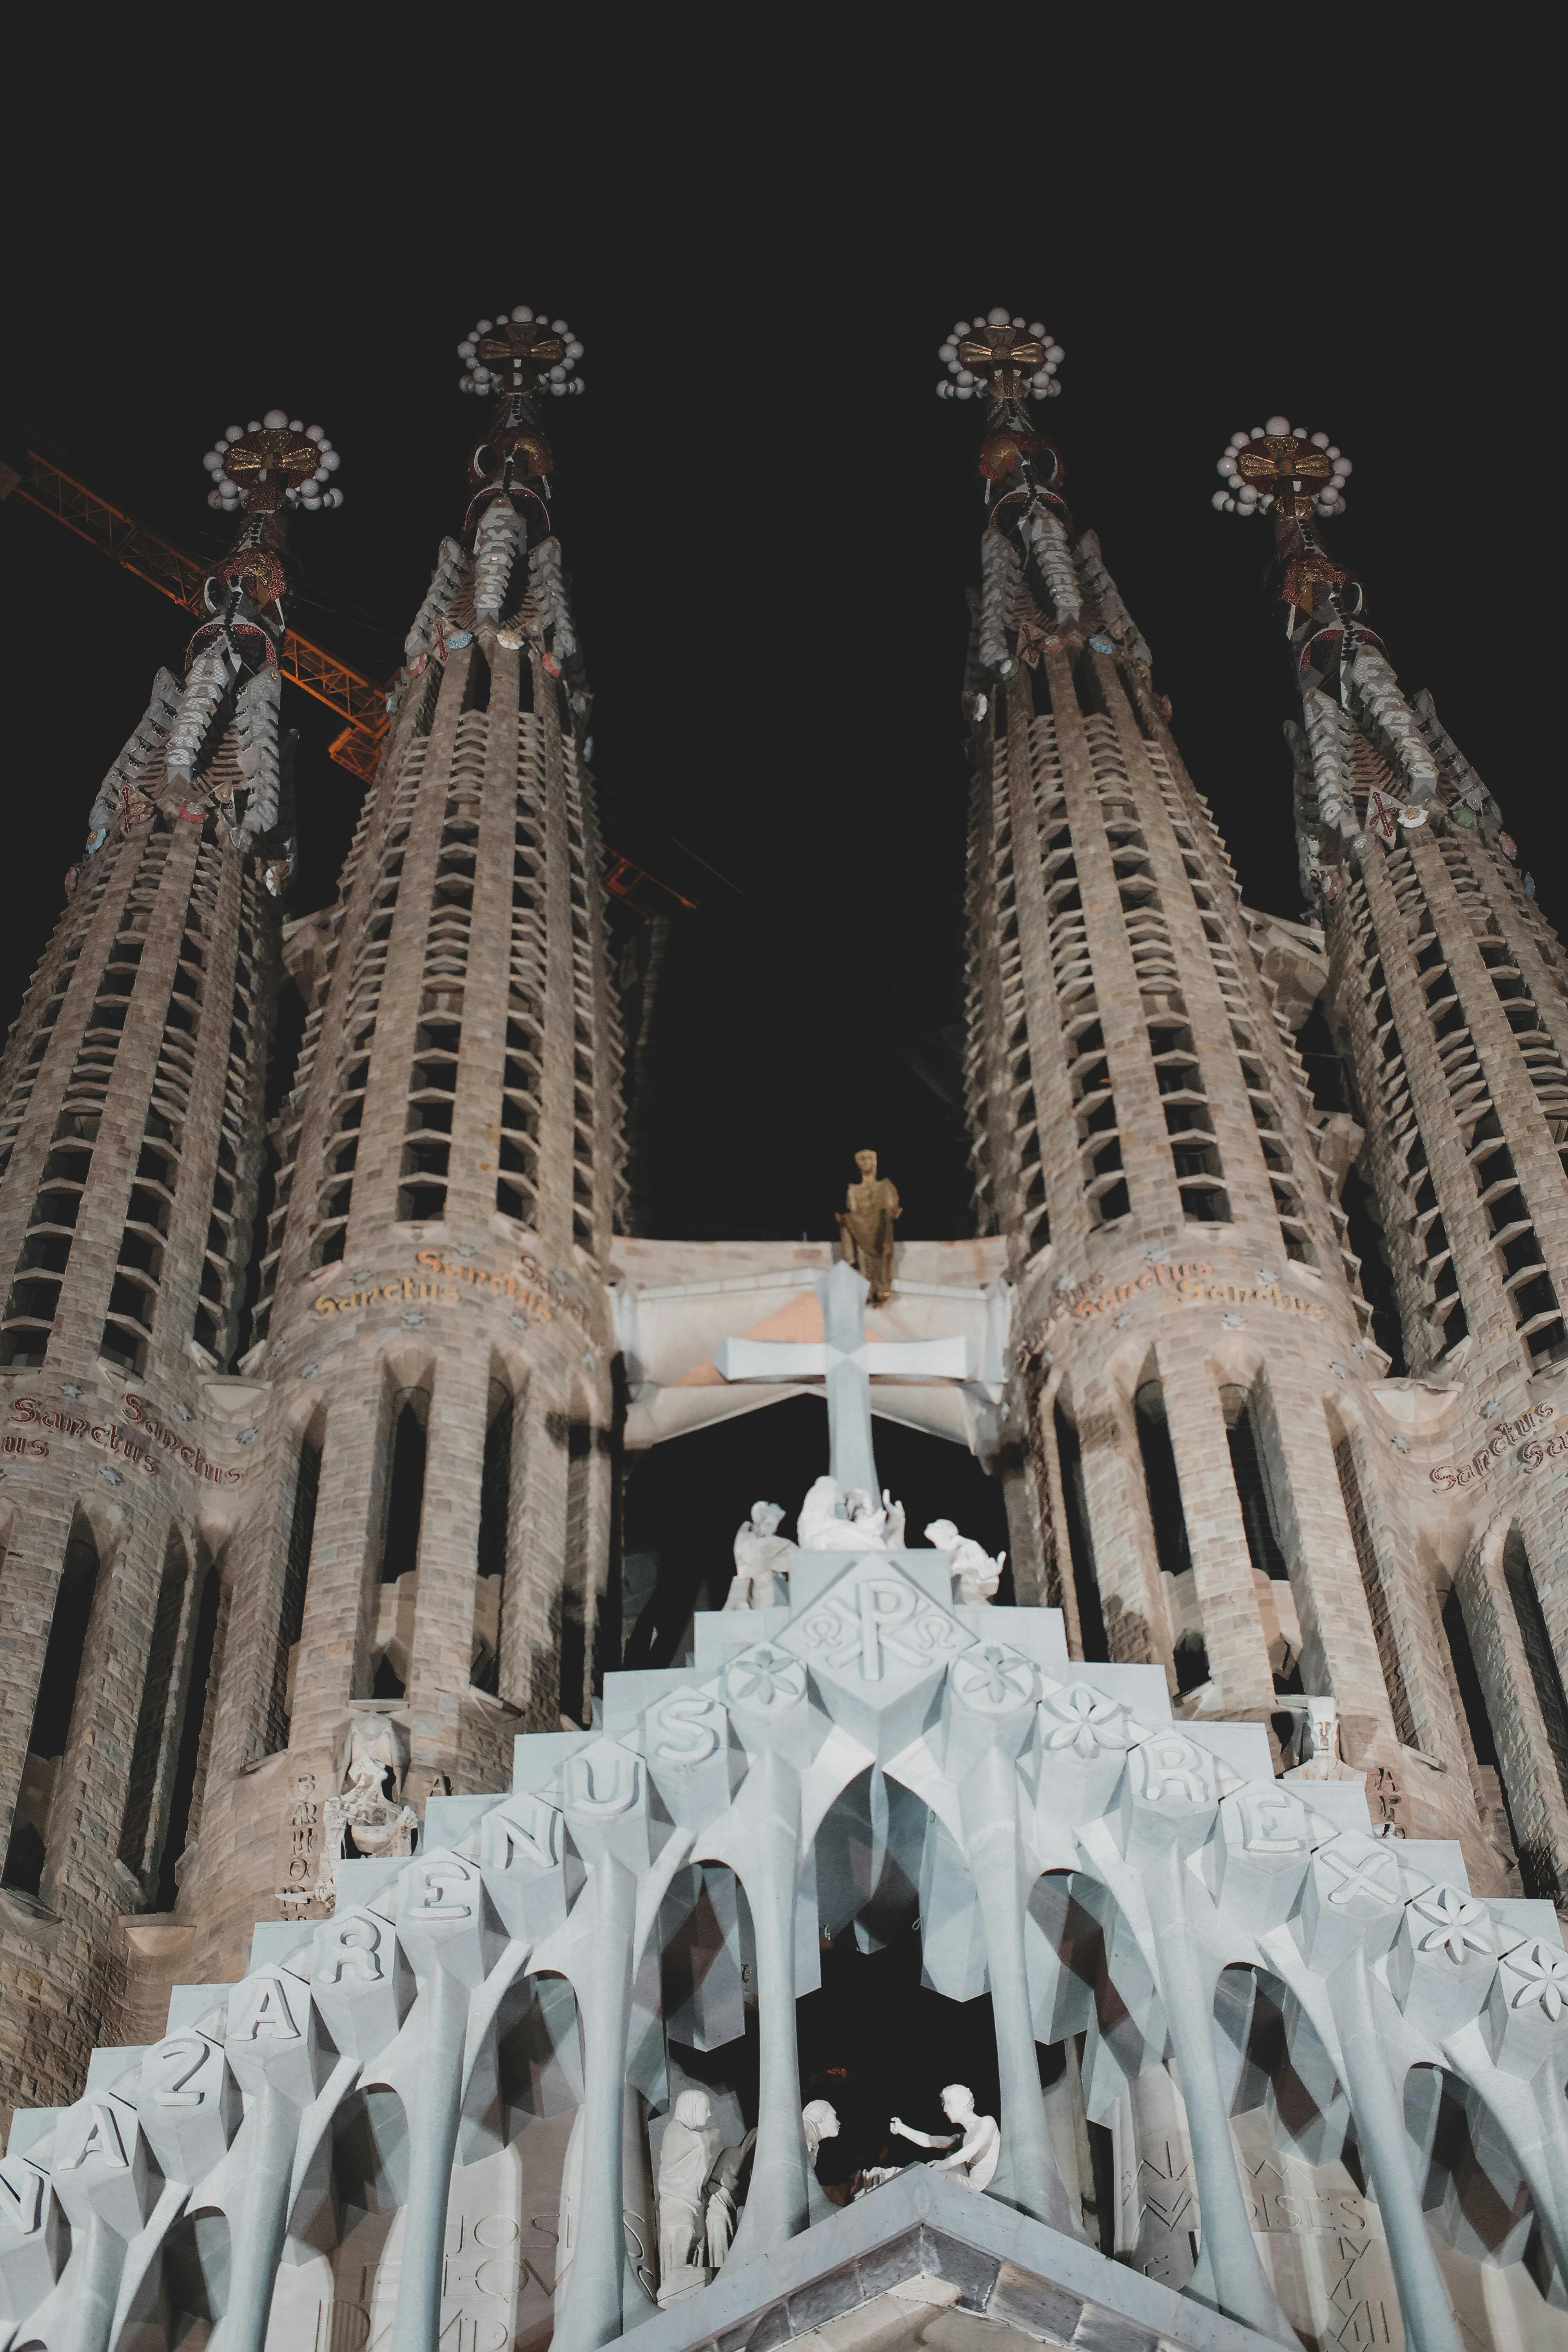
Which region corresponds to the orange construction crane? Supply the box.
[1,448,728,917]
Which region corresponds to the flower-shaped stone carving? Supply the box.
[1504,1940,1568,2022]
[1040,1682,1138,1760]
[721,1646,806,1713]
[951,1644,1039,1713]
[1410,1884,1494,1967]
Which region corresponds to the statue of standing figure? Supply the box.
[654,2090,754,2302]
[836,1148,900,1305]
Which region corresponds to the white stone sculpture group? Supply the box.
[654,2086,997,2298]
[724,1482,1004,1608]
[798,1474,906,1552]
[8,1261,1563,2352]
[654,2090,756,2302]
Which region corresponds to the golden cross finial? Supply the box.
[936,310,1063,405]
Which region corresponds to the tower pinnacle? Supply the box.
[71,407,343,898]
[935,309,1063,405]
[401,306,589,727]
[936,309,1083,675]
[1212,414,1348,524]
[1206,413,1516,907]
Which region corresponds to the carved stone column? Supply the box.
[950,1650,1079,2232]
[723,1746,811,2261]
[1091,1733,1294,2344]
[1289,1836,1466,2352]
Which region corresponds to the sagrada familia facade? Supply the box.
[0,312,1563,2352]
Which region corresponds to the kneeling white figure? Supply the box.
[860,2084,1000,2197]
[924,1518,1004,1605]
[724,1499,792,1608]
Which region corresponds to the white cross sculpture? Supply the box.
[711,1262,972,1502]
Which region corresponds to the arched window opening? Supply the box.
[1212,1963,1392,2313]
[1133,1379,1191,1580]
[1443,1587,1499,1769]
[1294,1002,1345,1114]
[472,1377,515,1695]
[1442,1584,1547,1900]
[156,2207,229,2339]
[1404,2063,1553,2309]
[412,661,442,737]
[1333,1434,1416,1747]
[156,1563,222,1910]
[1339,1154,1405,1375]
[1220,1385,1289,1581]
[268,1429,320,1752]
[1053,1405,1108,1663]
[3,1525,102,1898]
[461,645,491,713]
[1134,1377,1203,1691]
[381,1388,429,1587]
[1221,1384,1301,1695]
[119,1532,190,1877]
[558,1412,593,1726]
[1503,1528,1568,1815]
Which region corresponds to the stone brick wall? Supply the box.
[171,566,628,1996]
[965,533,1504,1869]
[0,783,278,2109]
[1321,742,1568,1900]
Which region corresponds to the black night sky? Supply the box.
[1,56,1548,1260]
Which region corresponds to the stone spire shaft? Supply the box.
[174,311,626,1992]
[1217,416,1568,1904]
[0,410,339,2111]
[954,319,1493,1891]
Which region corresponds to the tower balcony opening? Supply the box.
[2,1525,103,1903]
[16,1233,71,1276]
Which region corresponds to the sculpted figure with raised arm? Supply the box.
[888,2086,1000,2193]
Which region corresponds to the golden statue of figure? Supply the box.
[836,1148,901,1305]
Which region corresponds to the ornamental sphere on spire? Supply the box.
[201,410,343,516]
[457,306,585,400]
[936,309,1063,403]
[1212,417,1350,519]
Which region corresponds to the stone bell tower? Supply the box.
[170,308,626,1995]
[0,406,337,2111]
[952,318,1499,1879]
[1214,415,1568,1905]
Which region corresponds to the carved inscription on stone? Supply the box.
[1234,2125,1402,2350]
[275,1757,335,1918]
[789,1572,969,1684]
